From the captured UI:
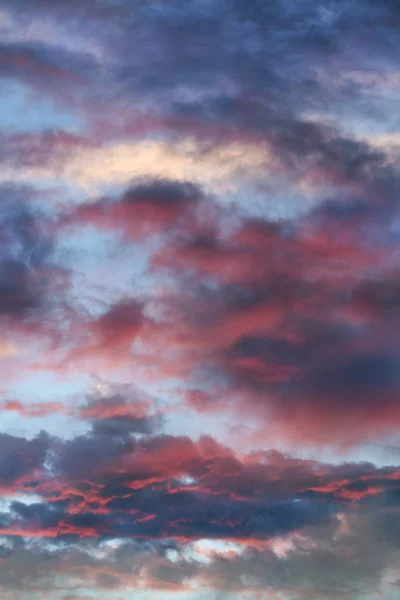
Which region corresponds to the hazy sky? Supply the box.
[0,0,399,598]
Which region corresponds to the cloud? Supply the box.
[0,40,98,109]
[0,185,67,326]
[79,383,162,437]
[0,431,49,488]
[0,0,400,598]
[0,135,272,196]
[54,156,400,446]
[122,172,398,447]
[66,299,146,370]
[0,424,399,542]
[66,179,206,239]
[0,427,397,597]
[0,400,65,418]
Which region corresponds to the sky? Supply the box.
[0,0,399,598]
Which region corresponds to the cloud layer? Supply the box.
[0,0,399,599]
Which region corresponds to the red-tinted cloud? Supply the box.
[146,213,400,446]
[66,179,205,240]
[1,429,399,541]
[69,299,145,367]
[0,400,65,418]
